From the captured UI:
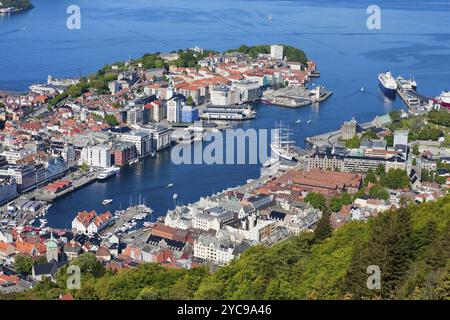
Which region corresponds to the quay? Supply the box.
[33,170,101,202]
[262,85,332,108]
[305,121,373,149]
[395,75,429,115]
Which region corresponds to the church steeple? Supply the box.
[46,231,59,263]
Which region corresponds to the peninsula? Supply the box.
[0,0,33,13]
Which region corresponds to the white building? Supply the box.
[0,150,31,164]
[127,107,144,125]
[192,208,234,232]
[193,234,248,266]
[231,81,261,102]
[61,144,76,163]
[120,131,152,157]
[270,44,284,60]
[140,125,172,151]
[394,130,409,154]
[71,211,113,235]
[79,145,111,168]
[150,100,167,122]
[108,81,122,95]
[210,85,239,106]
[167,94,186,123]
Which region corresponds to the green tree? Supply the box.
[361,130,377,140]
[329,196,343,212]
[186,96,194,106]
[389,110,401,122]
[375,164,386,176]
[70,252,105,278]
[412,144,420,156]
[14,255,34,275]
[314,213,333,242]
[381,169,410,189]
[385,135,394,147]
[304,192,327,212]
[344,136,360,149]
[341,193,353,206]
[80,162,89,173]
[364,169,377,186]
[136,287,162,300]
[104,114,119,127]
[369,184,389,200]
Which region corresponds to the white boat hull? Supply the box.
[271,145,295,161]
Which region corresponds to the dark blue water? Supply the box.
[1,0,450,227]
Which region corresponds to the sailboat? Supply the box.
[270,122,296,161]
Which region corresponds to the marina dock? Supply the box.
[99,204,153,236]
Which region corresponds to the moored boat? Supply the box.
[378,71,397,98]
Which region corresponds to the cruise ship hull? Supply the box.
[378,81,396,99]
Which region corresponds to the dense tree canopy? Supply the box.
[381,169,410,190]
[229,44,308,66]
[14,255,34,275]
[304,192,327,212]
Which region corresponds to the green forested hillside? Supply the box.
[227,44,308,66]
[4,195,449,300]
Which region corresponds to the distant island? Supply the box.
[0,0,33,13]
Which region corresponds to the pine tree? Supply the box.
[342,242,373,299]
[314,213,332,242]
[366,214,396,298]
[387,209,414,296]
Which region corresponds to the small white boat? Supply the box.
[39,219,47,227]
[102,199,113,205]
[167,183,174,188]
[295,119,301,124]
[307,119,312,124]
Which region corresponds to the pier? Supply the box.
[99,204,153,236]
[395,76,429,115]
[33,170,100,202]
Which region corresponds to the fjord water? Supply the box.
[1,0,450,227]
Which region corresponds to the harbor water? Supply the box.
[1,0,450,228]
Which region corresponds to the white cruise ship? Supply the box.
[97,167,120,181]
[378,71,397,98]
